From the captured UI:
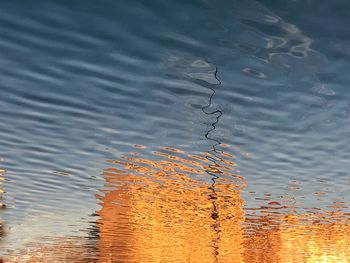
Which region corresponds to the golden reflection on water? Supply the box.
[243,213,350,263]
[97,146,245,263]
[2,146,350,262]
[96,146,350,263]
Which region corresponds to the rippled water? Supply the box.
[0,0,349,262]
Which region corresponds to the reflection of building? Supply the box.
[2,147,350,262]
[279,222,350,262]
[97,147,245,263]
[97,146,350,263]
[243,213,350,263]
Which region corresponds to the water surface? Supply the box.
[0,0,349,262]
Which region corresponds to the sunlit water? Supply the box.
[0,0,349,262]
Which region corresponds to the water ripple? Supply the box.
[0,0,349,261]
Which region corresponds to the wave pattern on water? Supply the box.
[6,145,349,262]
[0,0,349,261]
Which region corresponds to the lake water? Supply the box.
[0,0,349,262]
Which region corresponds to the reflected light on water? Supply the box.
[97,146,245,263]
[2,146,350,262]
[95,146,350,263]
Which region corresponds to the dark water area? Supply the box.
[0,0,349,261]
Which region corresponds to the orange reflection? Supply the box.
[97,147,245,262]
[97,146,350,263]
[278,221,350,262]
[243,212,350,263]
[2,147,350,262]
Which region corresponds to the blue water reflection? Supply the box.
[0,0,349,260]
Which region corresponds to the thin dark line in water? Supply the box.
[200,66,223,262]
[201,67,223,180]
[201,67,223,169]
